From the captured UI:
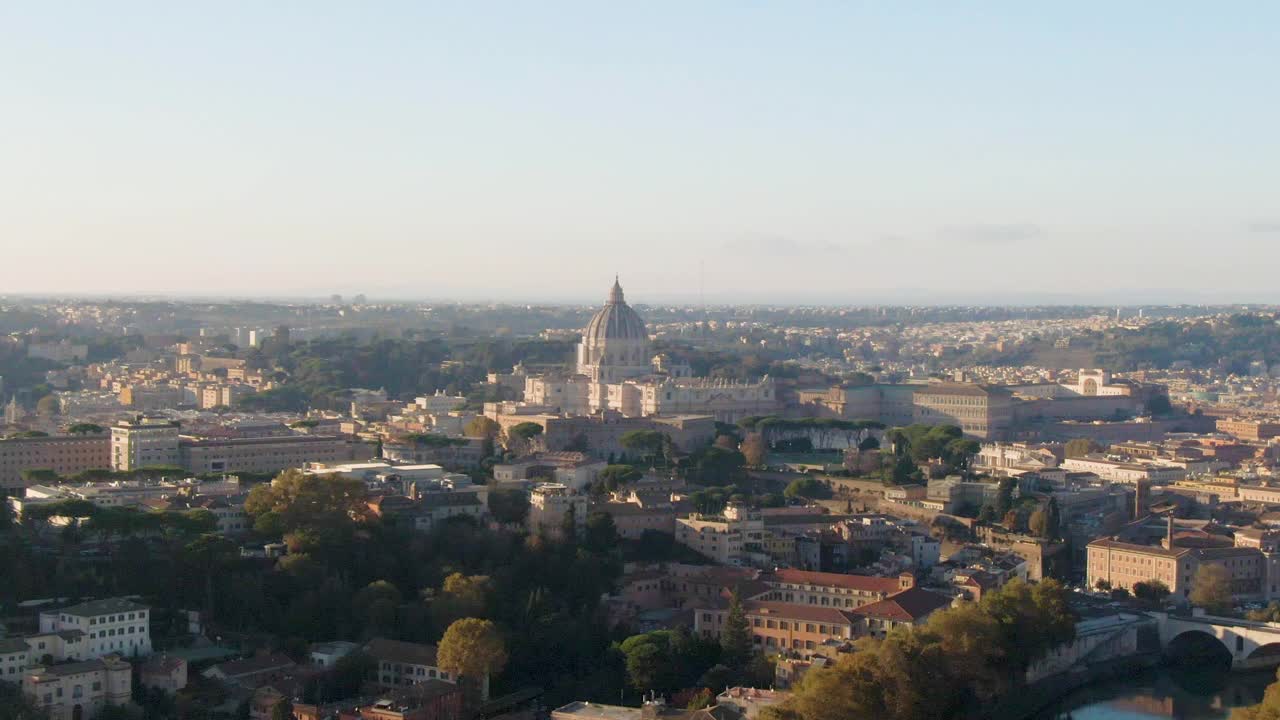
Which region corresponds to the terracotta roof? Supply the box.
[364,637,439,667]
[852,587,953,623]
[743,601,859,625]
[1087,538,1191,558]
[765,569,901,594]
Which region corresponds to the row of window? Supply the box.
[89,625,143,639]
[750,617,840,634]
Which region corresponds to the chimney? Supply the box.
[1163,512,1175,549]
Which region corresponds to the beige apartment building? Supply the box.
[912,383,1014,439]
[180,435,374,475]
[23,656,132,720]
[675,503,768,567]
[1216,419,1280,442]
[111,417,181,471]
[1087,536,1279,603]
[0,433,111,492]
[755,568,904,609]
[526,483,588,540]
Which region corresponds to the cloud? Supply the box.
[720,233,854,255]
[1247,221,1280,233]
[937,223,1042,245]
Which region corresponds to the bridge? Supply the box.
[1154,611,1280,670]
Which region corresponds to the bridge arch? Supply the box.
[1165,629,1232,669]
[1248,643,1280,660]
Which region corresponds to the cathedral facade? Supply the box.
[522,279,777,423]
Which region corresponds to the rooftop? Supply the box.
[364,637,439,667]
[51,598,149,618]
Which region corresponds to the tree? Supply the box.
[1248,603,1280,624]
[619,430,666,466]
[620,633,674,691]
[272,699,294,720]
[995,478,1015,517]
[1094,578,1112,592]
[1064,438,1098,458]
[35,394,60,417]
[1027,509,1049,538]
[978,504,997,524]
[784,477,830,500]
[1190,564,1233,615]
[598,464,642,493]
[438,618,508,685]
[67,422,104,435]
[508,422,544,441]
[688,446,747,487]
[1136,576,1172,604]
[354,580,403,636]
[466,416,500,439]
[488,488,530,526]
[740,432,768,467]
[721,591,753,669]
[584,512,619,552]
[507,422,544,455]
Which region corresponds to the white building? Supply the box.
[23,656,132,720]
[1061,455,1186,484]
[675,503,768,567]
[110,417,181,471]
[39,599,152,660]
[527,483,588,540]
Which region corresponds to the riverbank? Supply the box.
[988,651,1164,720]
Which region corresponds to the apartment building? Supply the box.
[694,600,860,655]
[675,503,768,567]
[39,598,153,659]
[912,383,1014,439]
[527,483,588,540]
[0,433,111,492]
[180,434,373,474]
[1061,456,1186,485]
[754,569,904,609]
[1087,535,1279,603]
[111,417,181,471]
[1216,419,1280,442]
[364,638,456,690]
[22,656,132,720]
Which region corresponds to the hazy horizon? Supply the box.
[3,3,1278,302]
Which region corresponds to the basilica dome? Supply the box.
[576,278,652,383]
[583,278,648,344]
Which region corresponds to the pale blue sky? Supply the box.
[2,2,1278,303]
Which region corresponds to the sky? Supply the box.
[2,2,1279,305]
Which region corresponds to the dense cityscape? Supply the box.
[7,3,1280,719]
[4,284,1280,719]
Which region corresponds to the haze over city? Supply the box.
[10,6,1280,720]
[3,2,1279,303]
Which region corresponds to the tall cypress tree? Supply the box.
[721,590,753,670]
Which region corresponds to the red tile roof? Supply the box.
[851,587,953,623]
[765,569,901,594]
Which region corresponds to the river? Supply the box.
[1035,667,1277,719]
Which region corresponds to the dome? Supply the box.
[583,278,648,344]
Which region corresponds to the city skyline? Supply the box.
[2,2,1279,302]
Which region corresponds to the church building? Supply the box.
[521,279,777,423]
